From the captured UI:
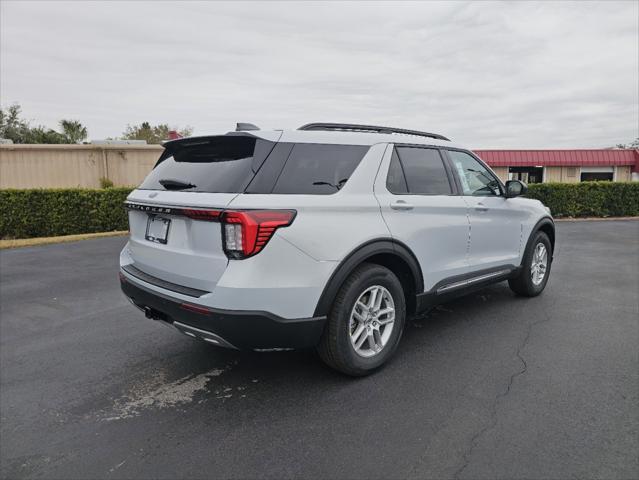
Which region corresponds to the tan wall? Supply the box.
[491,167,508,182]
[495,166,582,183]
[615,166,632,182]
[544,166,633,183]
[1,144,635,188]
[544,166,580,183]
[0,144,162,189]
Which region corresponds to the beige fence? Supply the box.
[0,144,163,189]
[1,144,634,189]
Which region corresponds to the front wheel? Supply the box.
[317,263,406,376]
[509,231,552,297]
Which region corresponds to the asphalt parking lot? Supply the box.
[1,220,637,479]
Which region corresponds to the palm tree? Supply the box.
[59,119,88,144]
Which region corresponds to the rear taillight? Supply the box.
[221,210,296,259]
[183,209,222,221]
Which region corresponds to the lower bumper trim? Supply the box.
[120,271,327,350]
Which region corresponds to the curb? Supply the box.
[554,217,639,222]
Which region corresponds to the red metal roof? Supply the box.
[473,149,639,168]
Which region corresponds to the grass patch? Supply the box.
[0,231,128,249]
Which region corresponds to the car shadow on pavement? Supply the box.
[91,282,525,425]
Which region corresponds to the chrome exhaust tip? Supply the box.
[173,321,238,350]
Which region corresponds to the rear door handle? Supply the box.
[474,202,489,212]
[391,200,414,211]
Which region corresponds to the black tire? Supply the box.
[508,231,552,297]
[317,263,406,376]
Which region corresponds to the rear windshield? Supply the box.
[138,136,274,193]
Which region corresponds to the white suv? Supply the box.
[120,123,554,375]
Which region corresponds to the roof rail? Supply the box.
[298,123,450,141]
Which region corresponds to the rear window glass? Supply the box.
[139,136,274,193]
[394,147,452,195]
[386,149,408,194]
[271,143,369,194]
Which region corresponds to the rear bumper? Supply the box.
[119,272,327,350]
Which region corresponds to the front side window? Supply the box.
[448,150,502,196]
[387,146,452,195]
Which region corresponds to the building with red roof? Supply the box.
[472,149,639,183]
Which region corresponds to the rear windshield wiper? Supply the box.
[159,179,197,190]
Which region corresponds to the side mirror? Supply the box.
[505,180,528,198]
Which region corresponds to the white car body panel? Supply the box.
[462,195,525,271]
[120,128,552,325]
[124,191,238,290]
[121,234,336,319]
[373,145,472,291]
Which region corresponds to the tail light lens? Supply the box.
[221,210,296,259]
[183,209,222,221]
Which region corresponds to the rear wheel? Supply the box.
[508,231,552,297]
[318,263,406,376]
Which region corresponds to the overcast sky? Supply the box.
[1,1,637,148]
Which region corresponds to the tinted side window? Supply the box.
[447,150,501,196]
[386,149,408,194]
[245,142,294,194]
[393,147,452,195]
[272,144,369,195]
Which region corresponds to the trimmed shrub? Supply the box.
[99,177,115,189]
[0,183,637,239]
[527,182,639,218]
[0,188,132,239]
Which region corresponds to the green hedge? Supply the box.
[0,188,132,239]
[1,183,638,239]
[527,182,639,218]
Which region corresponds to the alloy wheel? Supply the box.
[531,242,548,286]
[349,285,396,358]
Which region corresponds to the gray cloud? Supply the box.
[1,0,637,147]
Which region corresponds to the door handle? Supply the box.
[391,200,414,211]
[474,202,489,212]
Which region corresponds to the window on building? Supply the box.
[580,167,613,182]
[581,172,613,181]
[508,167,543,184]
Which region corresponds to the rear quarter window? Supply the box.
[271,143,370,195]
